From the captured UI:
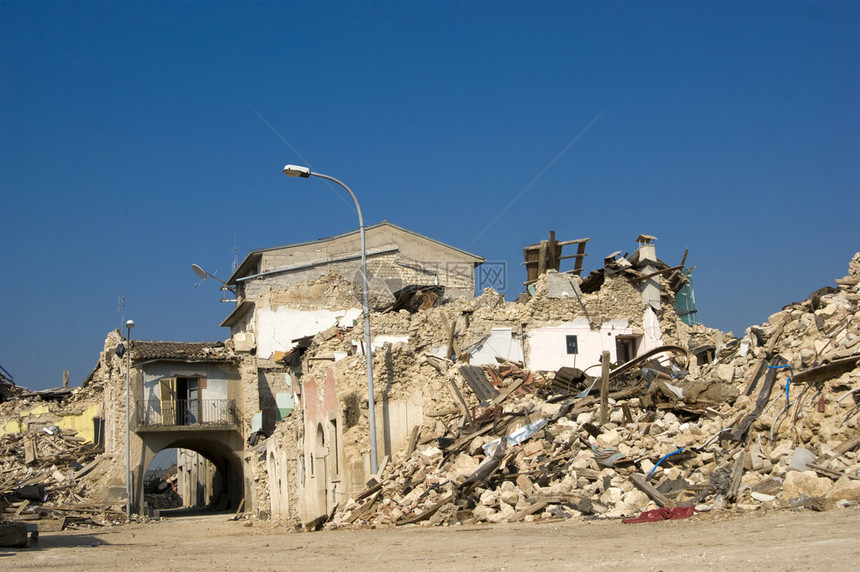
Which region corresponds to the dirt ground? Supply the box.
[4,507,859,571]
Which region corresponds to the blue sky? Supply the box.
[1,1,858,390]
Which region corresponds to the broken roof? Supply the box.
[227,221,485,284]
[131,340,230,362]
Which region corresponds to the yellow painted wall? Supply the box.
[0,403,101,443]
[57,404,100,443]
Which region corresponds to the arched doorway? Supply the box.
[136,432,245,516]
[314,423,328,516]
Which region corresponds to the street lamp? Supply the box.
[283,165,379,475]
[191,263,238,298]
[125,319,134,516]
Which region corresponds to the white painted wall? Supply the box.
[526,318,635,371]
[201,379,227,401]
[641,306,664,353]
[470,328,525,366]
[256,307,362,359]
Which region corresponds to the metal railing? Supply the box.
[135,399,238,428]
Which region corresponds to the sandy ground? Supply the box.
[3,507,859,571]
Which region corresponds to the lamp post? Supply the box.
[283,165,378,475]
[191,263,238,300]
[125,319,134,516]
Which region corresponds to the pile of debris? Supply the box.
[320,253,860,528]
[0,427,127,530]
[143,466,183,510]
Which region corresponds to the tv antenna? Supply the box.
[118,296,126,328]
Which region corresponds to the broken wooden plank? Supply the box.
[764,315,789,358]
[806,462,856,481]
[630,473,676,508]
[600,351,610,425]
[728,451,746,502]
[343,491,381,524]
[814,435,860,464]
[447,379,474,426]
[509,501,548,522]
[524,493,585,504]
[731,356,787,442]
[23,437,37,465]
[396,494,453,526]
[490,378,525,406]
[353,481,384,502]
[406,425,421,456]
[792,356,860,386]
[460,366,499,402]
[13,500,29,517]
[441,313,462,360]
[73,456,103,480]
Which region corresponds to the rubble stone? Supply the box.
[826,476,860,502]
[781,471,833,500]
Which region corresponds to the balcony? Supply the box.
[135,399,239,431]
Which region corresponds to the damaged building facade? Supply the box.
[91,335,246,513]
[3,225,858,532]
[45,221,488,516]
[254,230,697,524]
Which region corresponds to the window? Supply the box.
[566,335,578,355]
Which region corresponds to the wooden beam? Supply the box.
[490,377,525,406]
[396,494,453,526]
[572,241,588,275]
[523,238,590,250]
[728,451,746,502]
[406,425,421,456]
[547,231,558,271]
[600,351,610,425]
[538,240,548,276]
[509,501,548,522]
[814,435,860,464]
[448,379,474,426]
[630,265,685,284]
[630,474,676,508]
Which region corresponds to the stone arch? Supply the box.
[135,431,246,515]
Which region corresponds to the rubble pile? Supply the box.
[143,466,183,510]
[314,253,860,528]
[0,372,129,531]
[0,427,127,529]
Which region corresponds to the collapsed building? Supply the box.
[2,223,858,534]
[254,230,705,524]
[284,251,858,528]
[3,221,488,521]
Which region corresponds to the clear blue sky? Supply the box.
[2,1,858,390]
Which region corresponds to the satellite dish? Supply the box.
[191,264,208,280]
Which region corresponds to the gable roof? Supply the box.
[227,221,484,284]
[131,340,231,362]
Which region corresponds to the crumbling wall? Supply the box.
[258,253,692,525]
[262,250,859,529]
[317,251,859,527]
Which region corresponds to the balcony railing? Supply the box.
[135,399,238,428]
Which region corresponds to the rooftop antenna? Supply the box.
[232,231,238,272]
[118,296,126,329]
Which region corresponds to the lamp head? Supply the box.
[126,320,134,329]
[191,263,208,280]
[283,164,311,178]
